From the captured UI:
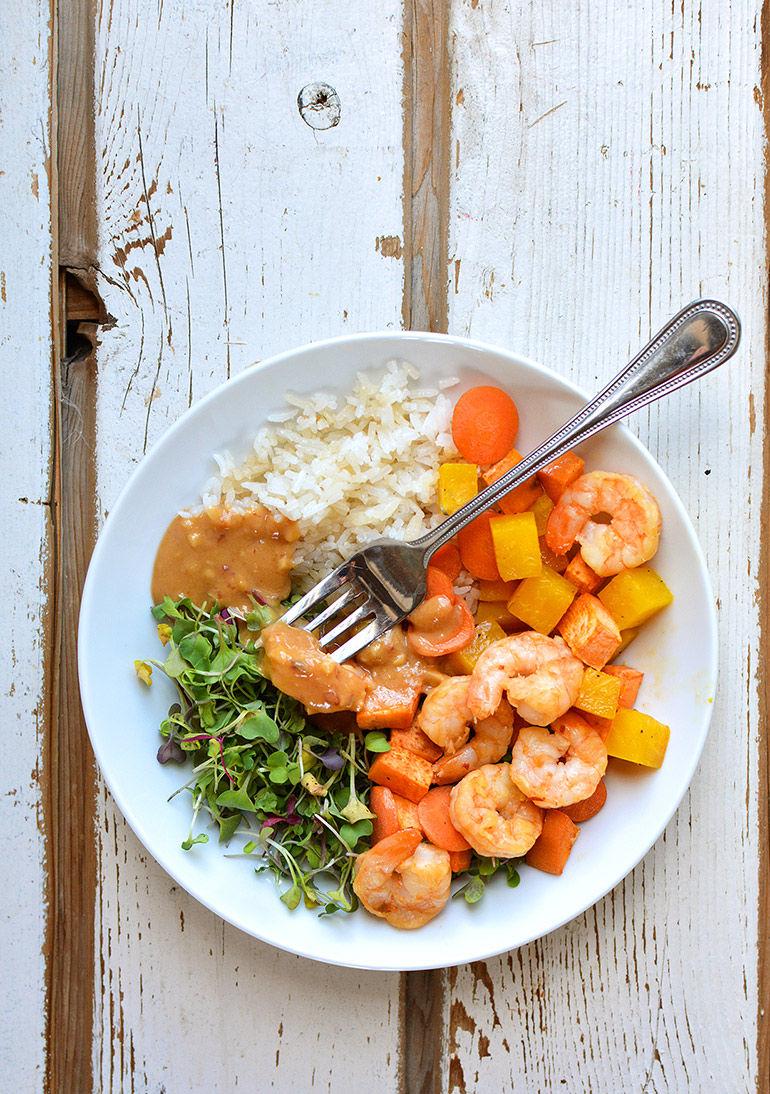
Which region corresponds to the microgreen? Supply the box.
[142,598,382,915]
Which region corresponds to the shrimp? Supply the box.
[544,470,661,577]
[432,702,515,785]
[449,763,543,858]
[352,829,451,929]
[260,621,368,714]
[467,632,584,727]
[508,711,607,808]
[417,676,475,753]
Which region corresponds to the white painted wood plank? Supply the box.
[0,4,53,1090]
[91,2,406,1088]
[447,1,763,1089]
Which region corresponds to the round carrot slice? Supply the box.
[452,386,519,464]
[417,786,472,852]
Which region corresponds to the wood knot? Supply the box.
[297,82,341,130]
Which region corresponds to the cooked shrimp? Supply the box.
[449,763,543,858]
[544,470,661,577]
[508,712,608,808]
[260,621,368,714]
[467,632,584,727]
[417,676,475,753]
[352,829,451,929]
[432,700,515,785]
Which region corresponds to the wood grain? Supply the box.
[88,3,408,1088]
[446,1,766,1089]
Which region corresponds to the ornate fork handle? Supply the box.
[414,299,740,562]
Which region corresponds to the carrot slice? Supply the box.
[525,810,580,875]
[452,386,520,465]
[448,847,472,873]
[417,787,472,852]
[369,786,400,844]
[426,565,455,601]
[408,596,475,657]
[457,510,501,580]
[430,542,462,581]
[560,779,607,823]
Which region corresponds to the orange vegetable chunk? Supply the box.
[602,664,644,709]
[417,787,472,852]
[558,592,622,669]
[389,723,444,763]
[457,510,501,580]
[536,451,585,502]
[564,553,604,595]
[560,778,607,823]
[482,448,542,515]
[448,847,473,873]
[367,748,434,803]
[430,542,462,581]
[452,387,520,464]
[525,810,580,875]
[356,683,421,731]
[370,787,422,843]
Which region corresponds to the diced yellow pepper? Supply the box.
[604,708,670,768]
[528,491,555,536]
[598,566,673,630]
[615,627,640,655]
[573,667,622,720]
[477,578,517,602]
[444,621,506,674]
[507,564,577,635]
[490,512,542,581]
[476,599,521,631]
[438,462,478,515]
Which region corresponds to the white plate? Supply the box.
[78,331,717,971]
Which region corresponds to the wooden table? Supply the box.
[3,1,767,1090]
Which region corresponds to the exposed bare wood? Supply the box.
[404,0,450,333]
[57,0,97,271]
[46,2,99,1089]
[401,4,451,1089]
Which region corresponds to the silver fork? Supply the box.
[280,299,740,662]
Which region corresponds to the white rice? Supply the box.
[201,361,460,590]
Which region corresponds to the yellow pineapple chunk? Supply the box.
[573,668,623,720]
[444,621,506,675]
[598,566,673,630]
[490,512,542,580]
[604,708,670,768]
[507,565,577,635]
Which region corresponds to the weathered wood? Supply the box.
[0,3,55,1090]
[57,0,97,272]
[445,1,766,1090]
[89,2,408,1088]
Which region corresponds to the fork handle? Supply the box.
[413,298,741,559]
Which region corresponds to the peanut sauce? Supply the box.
[151,505,299,613]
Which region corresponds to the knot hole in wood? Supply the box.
[297,82,341,129]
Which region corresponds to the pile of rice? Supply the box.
[201,361,460,590]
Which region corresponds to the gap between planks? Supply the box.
[45,0,100,1090]
[401,3,451,1093]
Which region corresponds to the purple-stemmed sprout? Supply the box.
[318,747,345,771]
[157,736,186,765]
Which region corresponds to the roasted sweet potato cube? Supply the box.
[482,448,543,515]
[602,664,644,709]
[367,749,433,803]
[564,553,603,595]
[536,451,585,503]
[558,593,621,669]
[389,723,443,763]
[356,683,421,731]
